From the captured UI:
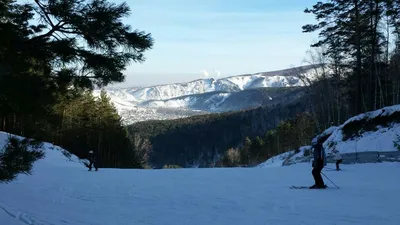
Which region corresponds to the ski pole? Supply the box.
[321,172,340,189]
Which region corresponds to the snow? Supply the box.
[0,131,86,166]
[224,74,262,90]
[258,146,313,168]
[321,105,400,154]
[205,93,231,111]
[1,131,400,225]
[92,89,138,112]
[289,146,313,162]
[0,132,9,151]
[324,123,400,154]
[92,66,321,124]
[312,126,337,144]
[141,96,197,108]
[128,79,216,102]
[257,151,295,168]
[140,92,232,110]
[259,105,400,167]
[342,105,400,127]
[122,72,314,104]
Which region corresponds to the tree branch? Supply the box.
[34,0,55,27]
[29,20,64,41]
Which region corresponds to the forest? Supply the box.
[127,96,311,168]
[0,0,154,181]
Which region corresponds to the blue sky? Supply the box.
[112,0,318,87]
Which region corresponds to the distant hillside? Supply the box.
[139,87,306,112]
[127,93,310,168]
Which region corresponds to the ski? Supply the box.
[290,185,310,189]
[290,185,333,189]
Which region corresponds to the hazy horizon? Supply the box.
[109,0,318,88]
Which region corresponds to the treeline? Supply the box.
[0,0,153,176]
[127,95,310,168]
[52,90,142,168]
[300,0,400,129]
[220,113,317,167]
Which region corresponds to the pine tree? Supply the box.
[0,136,44,183]
[27,0,154,88]
[240,137,252,165]
[303,0,389,115]
[1,0,153,136]
[0,0,152,177]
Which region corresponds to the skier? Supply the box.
[310,138,327,189]
[332,148,342,171]
[88,150,98,171]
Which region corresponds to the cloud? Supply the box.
[203,70,210,78]
[214,69,221,77]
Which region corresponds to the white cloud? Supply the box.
[203,70,210,78]
[214,69,221,77]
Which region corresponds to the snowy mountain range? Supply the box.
[94,65,323,124]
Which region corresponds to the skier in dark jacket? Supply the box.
[310,138,327,189]
[88,150,98,171]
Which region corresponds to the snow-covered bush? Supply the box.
[393,134,400,151]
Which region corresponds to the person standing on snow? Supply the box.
[88,150,98,171]
[310,138,327,189]
[332,148,342,171]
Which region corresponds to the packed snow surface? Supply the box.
[1,134,399,225]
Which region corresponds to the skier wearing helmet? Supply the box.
[310,137,327,189]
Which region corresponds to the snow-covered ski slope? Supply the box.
[1,133,400,225]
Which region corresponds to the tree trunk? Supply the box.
[355,0,363,114]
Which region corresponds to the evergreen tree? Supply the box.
[0,136,44,183]
[302,0,387,115]
[1,0,153,133]
[0,0,152,178]
[240,137,252,165]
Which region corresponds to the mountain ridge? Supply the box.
[94,65,324,124]
[110,64,321,89]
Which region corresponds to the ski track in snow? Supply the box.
[1,161,400,225]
